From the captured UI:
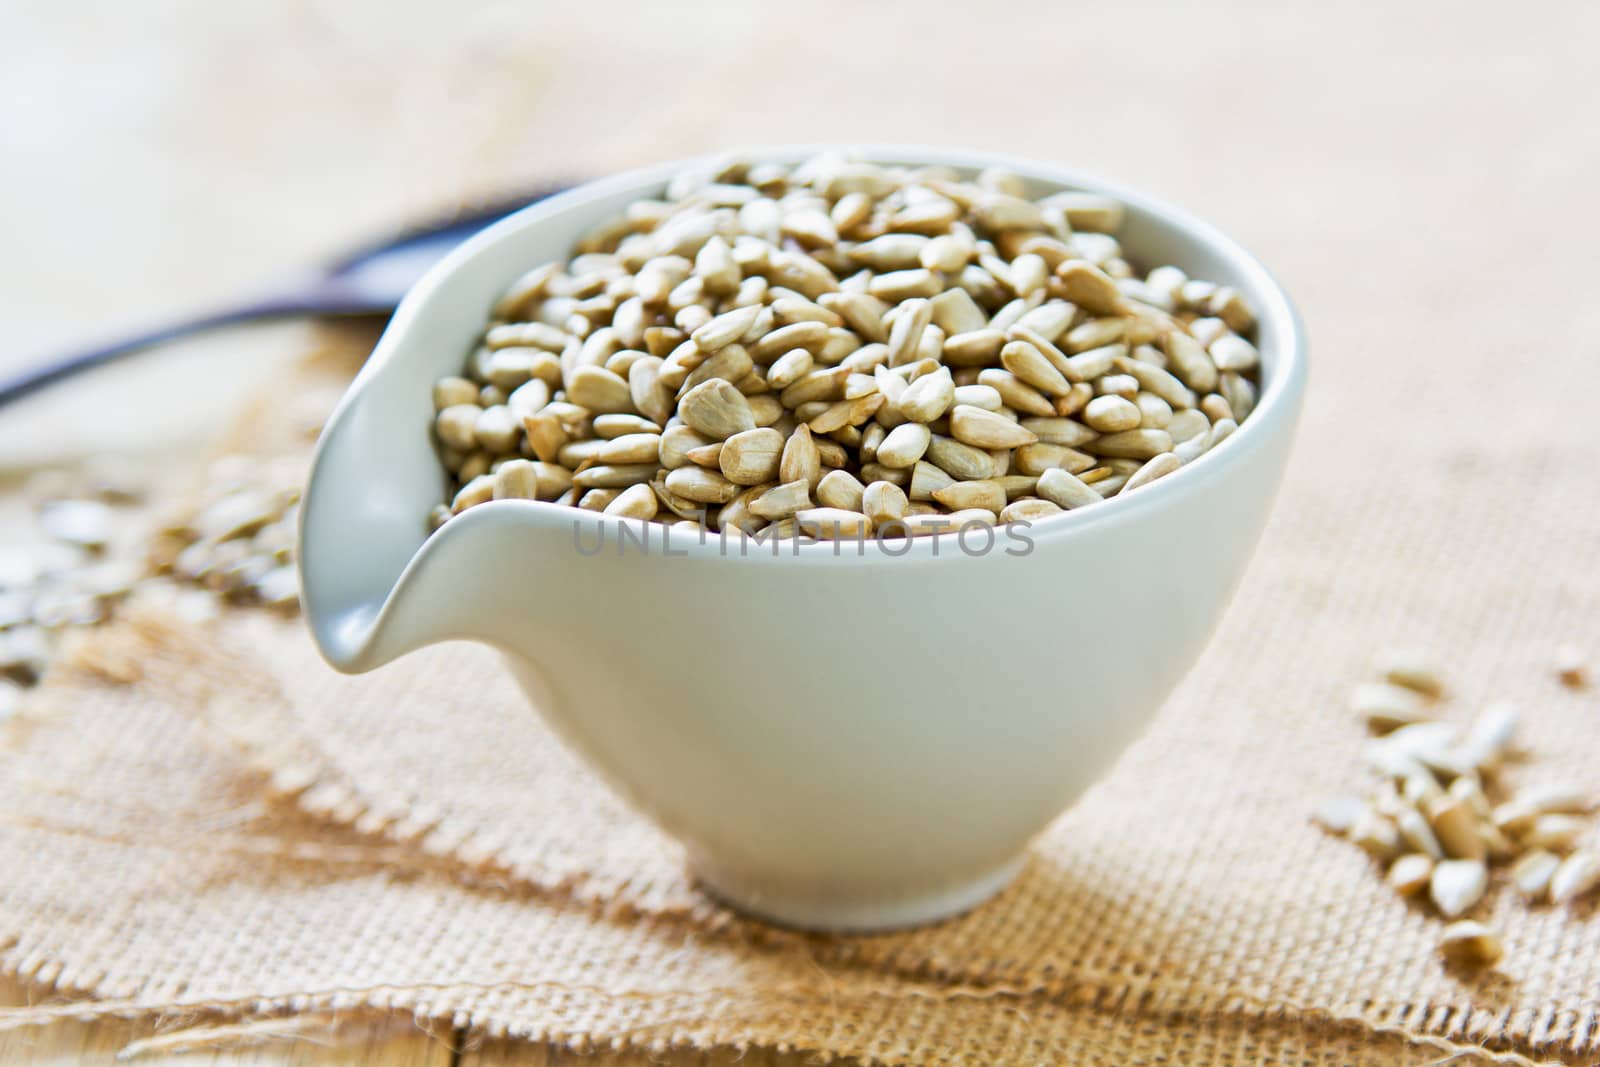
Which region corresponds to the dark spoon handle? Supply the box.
[0,183,573,410]
[0,291,394,409]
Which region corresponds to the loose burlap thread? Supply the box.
[0,286,1597,1067]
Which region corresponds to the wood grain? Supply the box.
[462,1041,819,1067]
[0,981,453,1067]
[0,980,831,1066]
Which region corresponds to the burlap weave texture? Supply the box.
[0,319,1596,1064]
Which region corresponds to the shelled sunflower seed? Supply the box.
[1,456,308,718]
[429,153,1261,539]
[1313,654,1600,969]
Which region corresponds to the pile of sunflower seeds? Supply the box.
[429,153,1259,538]
[1315,653,1598,968]
[1,465,149,717]
[145,454,302,613]
[0,457,303,720]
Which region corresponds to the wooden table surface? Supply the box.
[0,980,799,1067]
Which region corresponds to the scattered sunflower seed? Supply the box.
[37,500,115,552]
[1430,858,1488,918]
[1377,652,1445,698]
[1351,682,1431,734]
[1555,644,1588,688]
[3,456,314,696]
[1388,853,1435,896]
[1438,921,1503,968]
[1511,849,1561,901]
[1550,850,1600,904]
[1322,653,1600,971]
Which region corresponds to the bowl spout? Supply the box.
[298,353,477,673]
[300,387,601,673]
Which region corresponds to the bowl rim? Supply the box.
[377,145,1307,563]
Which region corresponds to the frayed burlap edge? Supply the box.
[0,614,1585,1066]
[0,965,1571,1067]
[171,624,1600,1062]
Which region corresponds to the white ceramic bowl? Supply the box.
[300,148,1307,931]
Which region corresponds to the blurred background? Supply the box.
[6,0,1595,466]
